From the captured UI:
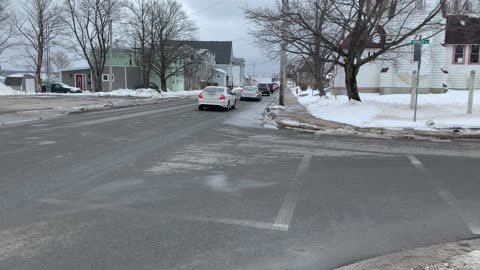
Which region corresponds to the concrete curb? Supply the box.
[335,238,480,270]
[266,92,480,140]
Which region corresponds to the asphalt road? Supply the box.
[1,94,479,270]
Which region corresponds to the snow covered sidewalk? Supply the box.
[336,238,480,270]
[293,87,480,130]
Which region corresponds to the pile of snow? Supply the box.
[93,88,164,98]
[164,90,202,97]
[293,88,480,130]
[88,89,201,98]
[0,83,24,96]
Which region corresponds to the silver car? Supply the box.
[240,86,262,102]
[198,86,237,111]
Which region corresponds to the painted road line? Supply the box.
[69,104,193,128]
[39,198,287,231]
[274,154,312,231]
[407,155,424,169]
[406,156,480,235]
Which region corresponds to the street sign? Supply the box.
[411,39,430,45]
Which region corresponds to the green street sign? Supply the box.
[411,39,430,45]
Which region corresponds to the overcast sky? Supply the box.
[1,0,278,77]
[182,0,278,77]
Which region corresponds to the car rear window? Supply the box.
[244,87,257,91]
[204,87,224,94]
[258,84,267,87]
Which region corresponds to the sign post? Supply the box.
[410,36,429,122]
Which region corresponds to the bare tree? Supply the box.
[51,50,72,70]
[247,0,447,101]
[64,0,121,92]
[245,0,335,96]
[150,0,198,92]
[290,0,446,101]
[0,0,13,58]
[14,0,64,90]
[127,0,159,87]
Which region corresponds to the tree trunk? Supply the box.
[160,72,168,92]
[35,51,43,92]
[344,63,361,101]
[94,69,102,92]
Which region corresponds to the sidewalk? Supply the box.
[335,238,480,270]
[267,90,480,139]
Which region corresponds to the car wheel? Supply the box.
[232,100,236,109]
[226,102,230,111]
[66,90,71,94]
[240,97,243,101]
[267,93,270,96]
[199,105,203,111]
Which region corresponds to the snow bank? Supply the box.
[0,83,24,96]
[88,89,202,98]
[293,87,480,129]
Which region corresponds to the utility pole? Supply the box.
[108,0,113,92]
[253,60,256,85]
[279,0,289,106]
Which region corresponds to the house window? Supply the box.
[465,1,472,12]
[470,45,479,64]
[415,0,424,11]
[102,74,114,81]
[453,0,460,12]
[413,44,422,61]
[303,72,307,77]
[453,45,465,64]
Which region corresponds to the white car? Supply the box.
[240,86,262,102]
[198,86,237,111]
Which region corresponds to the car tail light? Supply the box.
[219,94,225,100]
[198,93,203,99]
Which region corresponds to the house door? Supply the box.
[75,74,86,90]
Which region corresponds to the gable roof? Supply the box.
[445,16,480,45]
[181,41,233,64]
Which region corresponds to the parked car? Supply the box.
[257,83,270,96]
[268,83,275,93]
[198,86,237,111]
[42,83,82,93]
[135,82,160,92]
[240,86,262,102]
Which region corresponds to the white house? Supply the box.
[334,0,480,94]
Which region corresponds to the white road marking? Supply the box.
[407,155,424,169]
[38,199,288,232]
[407,155,480,235]
[430,139,452,142]
[68,104,193,128]
[274,154,312,231]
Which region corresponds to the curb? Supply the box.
[266,98,480,140]
[334,237,480,270]
[67,96,192,115]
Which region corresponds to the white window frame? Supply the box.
[102,74,114,82]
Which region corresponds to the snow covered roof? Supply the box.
[214,68,227,74]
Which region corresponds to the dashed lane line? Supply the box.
[406,155,480,235]
[274,154,312,231]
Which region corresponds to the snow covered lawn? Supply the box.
[293,88,480,130]
[0,83,201,98]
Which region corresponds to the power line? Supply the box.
[189,0,227,16]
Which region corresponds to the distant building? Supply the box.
[181,41,246,88]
